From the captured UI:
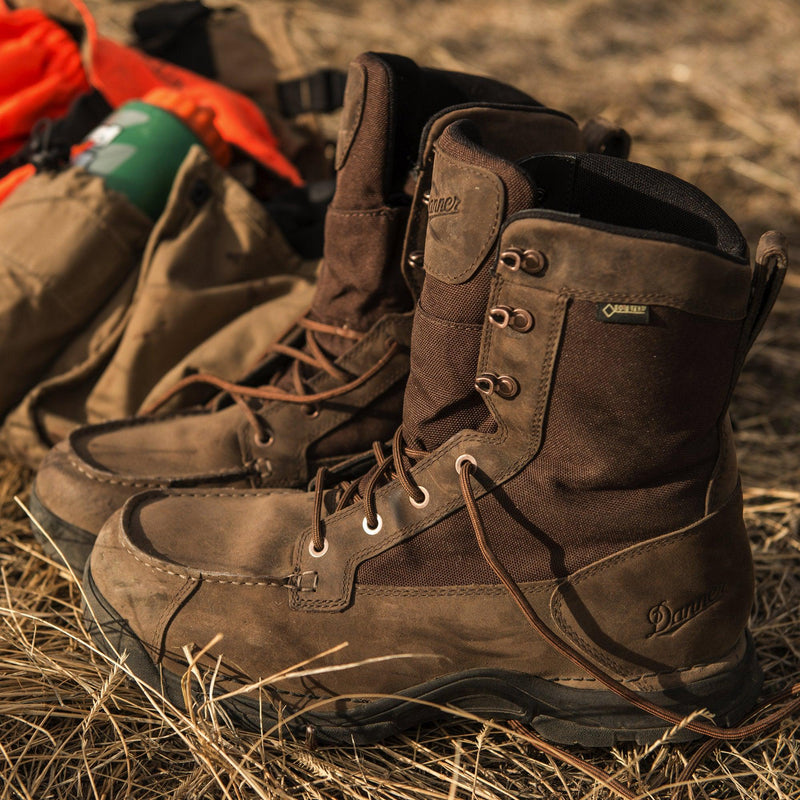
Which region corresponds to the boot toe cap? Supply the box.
[33,408,250,547]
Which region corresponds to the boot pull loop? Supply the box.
[580,117,632,159]
[746,230,788,353]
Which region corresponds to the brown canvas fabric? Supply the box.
[84,120,783,746]
[1,146,316,467]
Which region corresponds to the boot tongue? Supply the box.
[305,53,416,357]
[402,120,535,451]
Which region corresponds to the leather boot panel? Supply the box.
[143,496,751,701]
[73,404,245,477]
[123,488,311,576]
[551,486,754,678]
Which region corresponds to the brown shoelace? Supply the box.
[141,316,402,444]
[312,433,800,797]
[458,458,800,798]
[311,426,427,554]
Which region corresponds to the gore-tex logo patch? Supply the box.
[647,585,725,638]
[596,302,651,325]
[427,194,462,218]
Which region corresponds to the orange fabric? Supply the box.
[0,163,34,204]
[69,0,302,186]
[143,87,231,167]
[0,8,90,160]
[0,0,302,203]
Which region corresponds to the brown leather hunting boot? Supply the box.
[84,120,786,746]
[31,53,593,571]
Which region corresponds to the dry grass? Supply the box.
[1,0,799,797]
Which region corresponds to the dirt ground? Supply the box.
[1,0,799,798]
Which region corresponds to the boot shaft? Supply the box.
[311,52,543,347]
[363,124,772,589]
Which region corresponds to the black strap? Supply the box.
[0,89,112,178]
[277,69,347,117]
[132,0,216,79]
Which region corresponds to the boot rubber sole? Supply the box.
[28,485,95,574]
[84,565,763,747]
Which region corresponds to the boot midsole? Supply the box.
[28,485,96,573]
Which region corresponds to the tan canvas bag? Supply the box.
[0,145,316,466]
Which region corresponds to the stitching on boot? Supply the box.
[120,538,301,586]
[67,452,250,487]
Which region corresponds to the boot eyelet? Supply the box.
[499,249,522,271]
[488,307,533,333]
[407,250,424,268]
[303,404,320,418]
[362,514,383,535]
[476,373,519,399]
[475,374,497,395]
[308,539,329,558]
[455,454,477,474]
[509,309,534,332]
[408,486,430,509]
[253,430,274,447]
[422,192,431,205]
[521,249,547,275]
[496,375,520,399]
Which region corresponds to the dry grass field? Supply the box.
[1,0,799,797]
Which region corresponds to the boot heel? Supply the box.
[528,634,763,747]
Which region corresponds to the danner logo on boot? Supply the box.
[427,194,462,218]
[647,584,725,638]
[596,302,651,325]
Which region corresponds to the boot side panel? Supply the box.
[550,483,755,678]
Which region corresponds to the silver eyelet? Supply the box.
[303,404,320,418]
[455,454,477,474]
[253,430,274,447]
[362,514,383,535]
[308,539,328,558]
[408,486,430,509]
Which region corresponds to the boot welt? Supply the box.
[29,485,95,573]
[83,565,763,747]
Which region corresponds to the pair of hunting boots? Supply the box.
[32,52,787,746]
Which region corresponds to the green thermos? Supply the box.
[73,88,230,220]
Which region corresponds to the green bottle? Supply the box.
[73,90,228,220]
